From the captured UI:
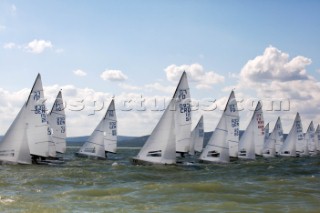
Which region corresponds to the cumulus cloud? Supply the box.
[164,63,224,89]
[100,70,128,81]
[234,46,320,132]
[73,69,87,77]
[25,39,53,54]
[240,46,311,83]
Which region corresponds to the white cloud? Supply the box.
[164,63,224,89]
[240,46,311,83]
[100,70,128,81]
[25,39,53,54]
[73,69,87,77]
[235,46,320,132]
[3,42,16,49]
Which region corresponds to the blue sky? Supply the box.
[1,0,320,136]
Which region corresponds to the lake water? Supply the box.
[0,145,319,212]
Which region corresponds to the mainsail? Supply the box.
[280,113,303,157]
[103,99,117,154]
[263,117,283,157]
[132,100,176,165]
[48,91,66,154]
[274,117,284,155]
[25,74,56,158]
[189,115,204,156]
[173,71,191,154]
[305,121,316,156]
[238,101,264,159]
[76,100,116,159]
[295,116,308,157]
[199,91,239,163]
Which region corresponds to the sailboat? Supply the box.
[0,74,55,164]
[280,113,303,157]
[262,123,275,157]
[305,121,316,156]
[199,91,239,163]
[238,101,264,160]
[75,100,117,160]
[263,117,283,157]
[174,72,192,156]
[47,91,66,154]
[132,71,190,165]
[315,124,320,154]
[188,115,204,156]
[131,99,176,165]
[273,117,284,156]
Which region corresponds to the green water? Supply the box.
[0,146,319,213]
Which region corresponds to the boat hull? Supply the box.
[131,157,175,166]
[75,152,106,160]
[198,159,229,164]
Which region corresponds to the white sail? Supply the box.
[238,101,264,159]
[199,114,229,163]
[48,91,66,154]
[174,71,191,154]
[0,74,54,164]
[295,116,308,157]
[226,91,240,158]
[103,100,117,154]
[274,117,284,155]
[262,123,273,157]
[0,106,31,164]
[315,124,320,153]
[189,115,204,155]
[76,100,116,159]
[199,91,239,163]
[25,74,55,158]
[305,121,316,156]
[263,123,276,158]
[132,100,176,165]
[280,113,303,157]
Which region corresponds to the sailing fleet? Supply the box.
[0,73,319,165]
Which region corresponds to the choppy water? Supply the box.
[0,145,319,213]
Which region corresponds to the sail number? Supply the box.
[33,91,41,101]
[178,89,188,100]
[256,113,264,135]
[109,122,117,129]
[229,104,236,112]
[34,104,47,123]
[179,103,191,121]
[57,117,65,125]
